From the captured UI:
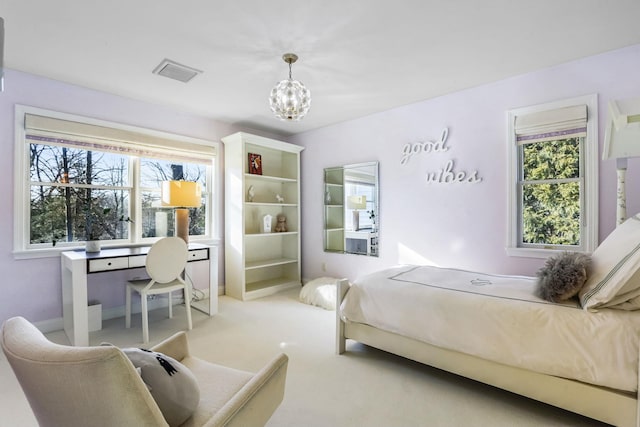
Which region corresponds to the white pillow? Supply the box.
[579,214,640,311]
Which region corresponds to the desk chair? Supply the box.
[126,237,192,343]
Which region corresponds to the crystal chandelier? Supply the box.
[269,53,311,121]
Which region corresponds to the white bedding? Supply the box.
[340,265,640,392]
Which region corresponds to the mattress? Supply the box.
[340,265,640,392]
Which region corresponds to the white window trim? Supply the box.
[13,105,222,259]
[506,94,599,258]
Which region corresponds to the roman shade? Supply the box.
[515,104,587,144]
[25,113,215,164]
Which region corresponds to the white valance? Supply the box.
[25,114,215,164]
[515,104,587,144]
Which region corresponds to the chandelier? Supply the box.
[269,53,311,121]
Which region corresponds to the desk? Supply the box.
[61,243,218,346]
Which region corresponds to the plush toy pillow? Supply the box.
[537,252,592,302]
[122,347,200,427]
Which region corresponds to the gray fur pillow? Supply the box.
[537,252,592,302]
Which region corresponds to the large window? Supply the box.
[507,95,598,257]
[15,106,218,255]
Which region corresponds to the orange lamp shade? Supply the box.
[161,181,202,208]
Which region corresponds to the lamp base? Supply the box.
[175,208,189,244]
[352,210,360,231]
[616,166,627,226]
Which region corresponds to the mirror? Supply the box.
[323,162,379,256]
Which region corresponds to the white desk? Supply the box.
[61,243,218,346]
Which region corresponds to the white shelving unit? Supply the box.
[324,167,345,252]
[222,132,304,300]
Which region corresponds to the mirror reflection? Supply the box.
[323,162,379,256]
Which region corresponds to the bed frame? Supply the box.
[335,279,640,427]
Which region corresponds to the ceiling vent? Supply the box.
[153,59,202,83]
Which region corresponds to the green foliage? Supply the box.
[30,188,68,244]
[83,205,114,241]
[520,138,581,246]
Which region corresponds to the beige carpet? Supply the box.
[1,288,609,426]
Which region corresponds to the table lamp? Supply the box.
[347,195,367,231]
[161,180,202,243]
[603,97,640,225]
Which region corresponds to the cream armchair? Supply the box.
[1,316,288,427]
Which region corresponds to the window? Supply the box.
[507,95,598,257]
[139,158,208,238]
[14,106,218,255]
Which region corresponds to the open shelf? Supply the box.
[245,231,298,237]
[245,258,298,270]
[245,173,297,183]
[244,277,300,299]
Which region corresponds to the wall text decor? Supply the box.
[401,128,482,184]
[425,159,481,184]
[401,128,449,165]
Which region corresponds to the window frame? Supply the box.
[14,105,221,258]
[506,94,598,258]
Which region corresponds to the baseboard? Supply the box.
[33,318,64,333]
[34,285,224,334]
[34,296,181,334]
[102,297,171,321]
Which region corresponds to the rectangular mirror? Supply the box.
[323,162,378,256]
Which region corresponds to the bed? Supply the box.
[336,214,640,427]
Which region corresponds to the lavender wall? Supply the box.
[3,44,640,327]
[0,69,280,326]
[291,44,640,282]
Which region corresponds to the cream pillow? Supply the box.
[579,214,640,311]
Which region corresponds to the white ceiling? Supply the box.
[4,0,640,136]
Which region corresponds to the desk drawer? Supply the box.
[128,255,147,268]
[88,257,129,273]
[188,249,209,261]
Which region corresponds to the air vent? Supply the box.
[152,59,202,83]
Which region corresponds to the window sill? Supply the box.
[505,246,586,259]
[13,237,222,260]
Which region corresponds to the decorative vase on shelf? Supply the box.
[85,240,101,253]
[247,185,255,202]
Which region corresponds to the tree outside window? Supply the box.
[520,137,581,246]
[28,145,209,247]
[29,144,129,245]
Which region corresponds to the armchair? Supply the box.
[1,316,288,427]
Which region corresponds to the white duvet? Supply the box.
[340,265,640,392]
